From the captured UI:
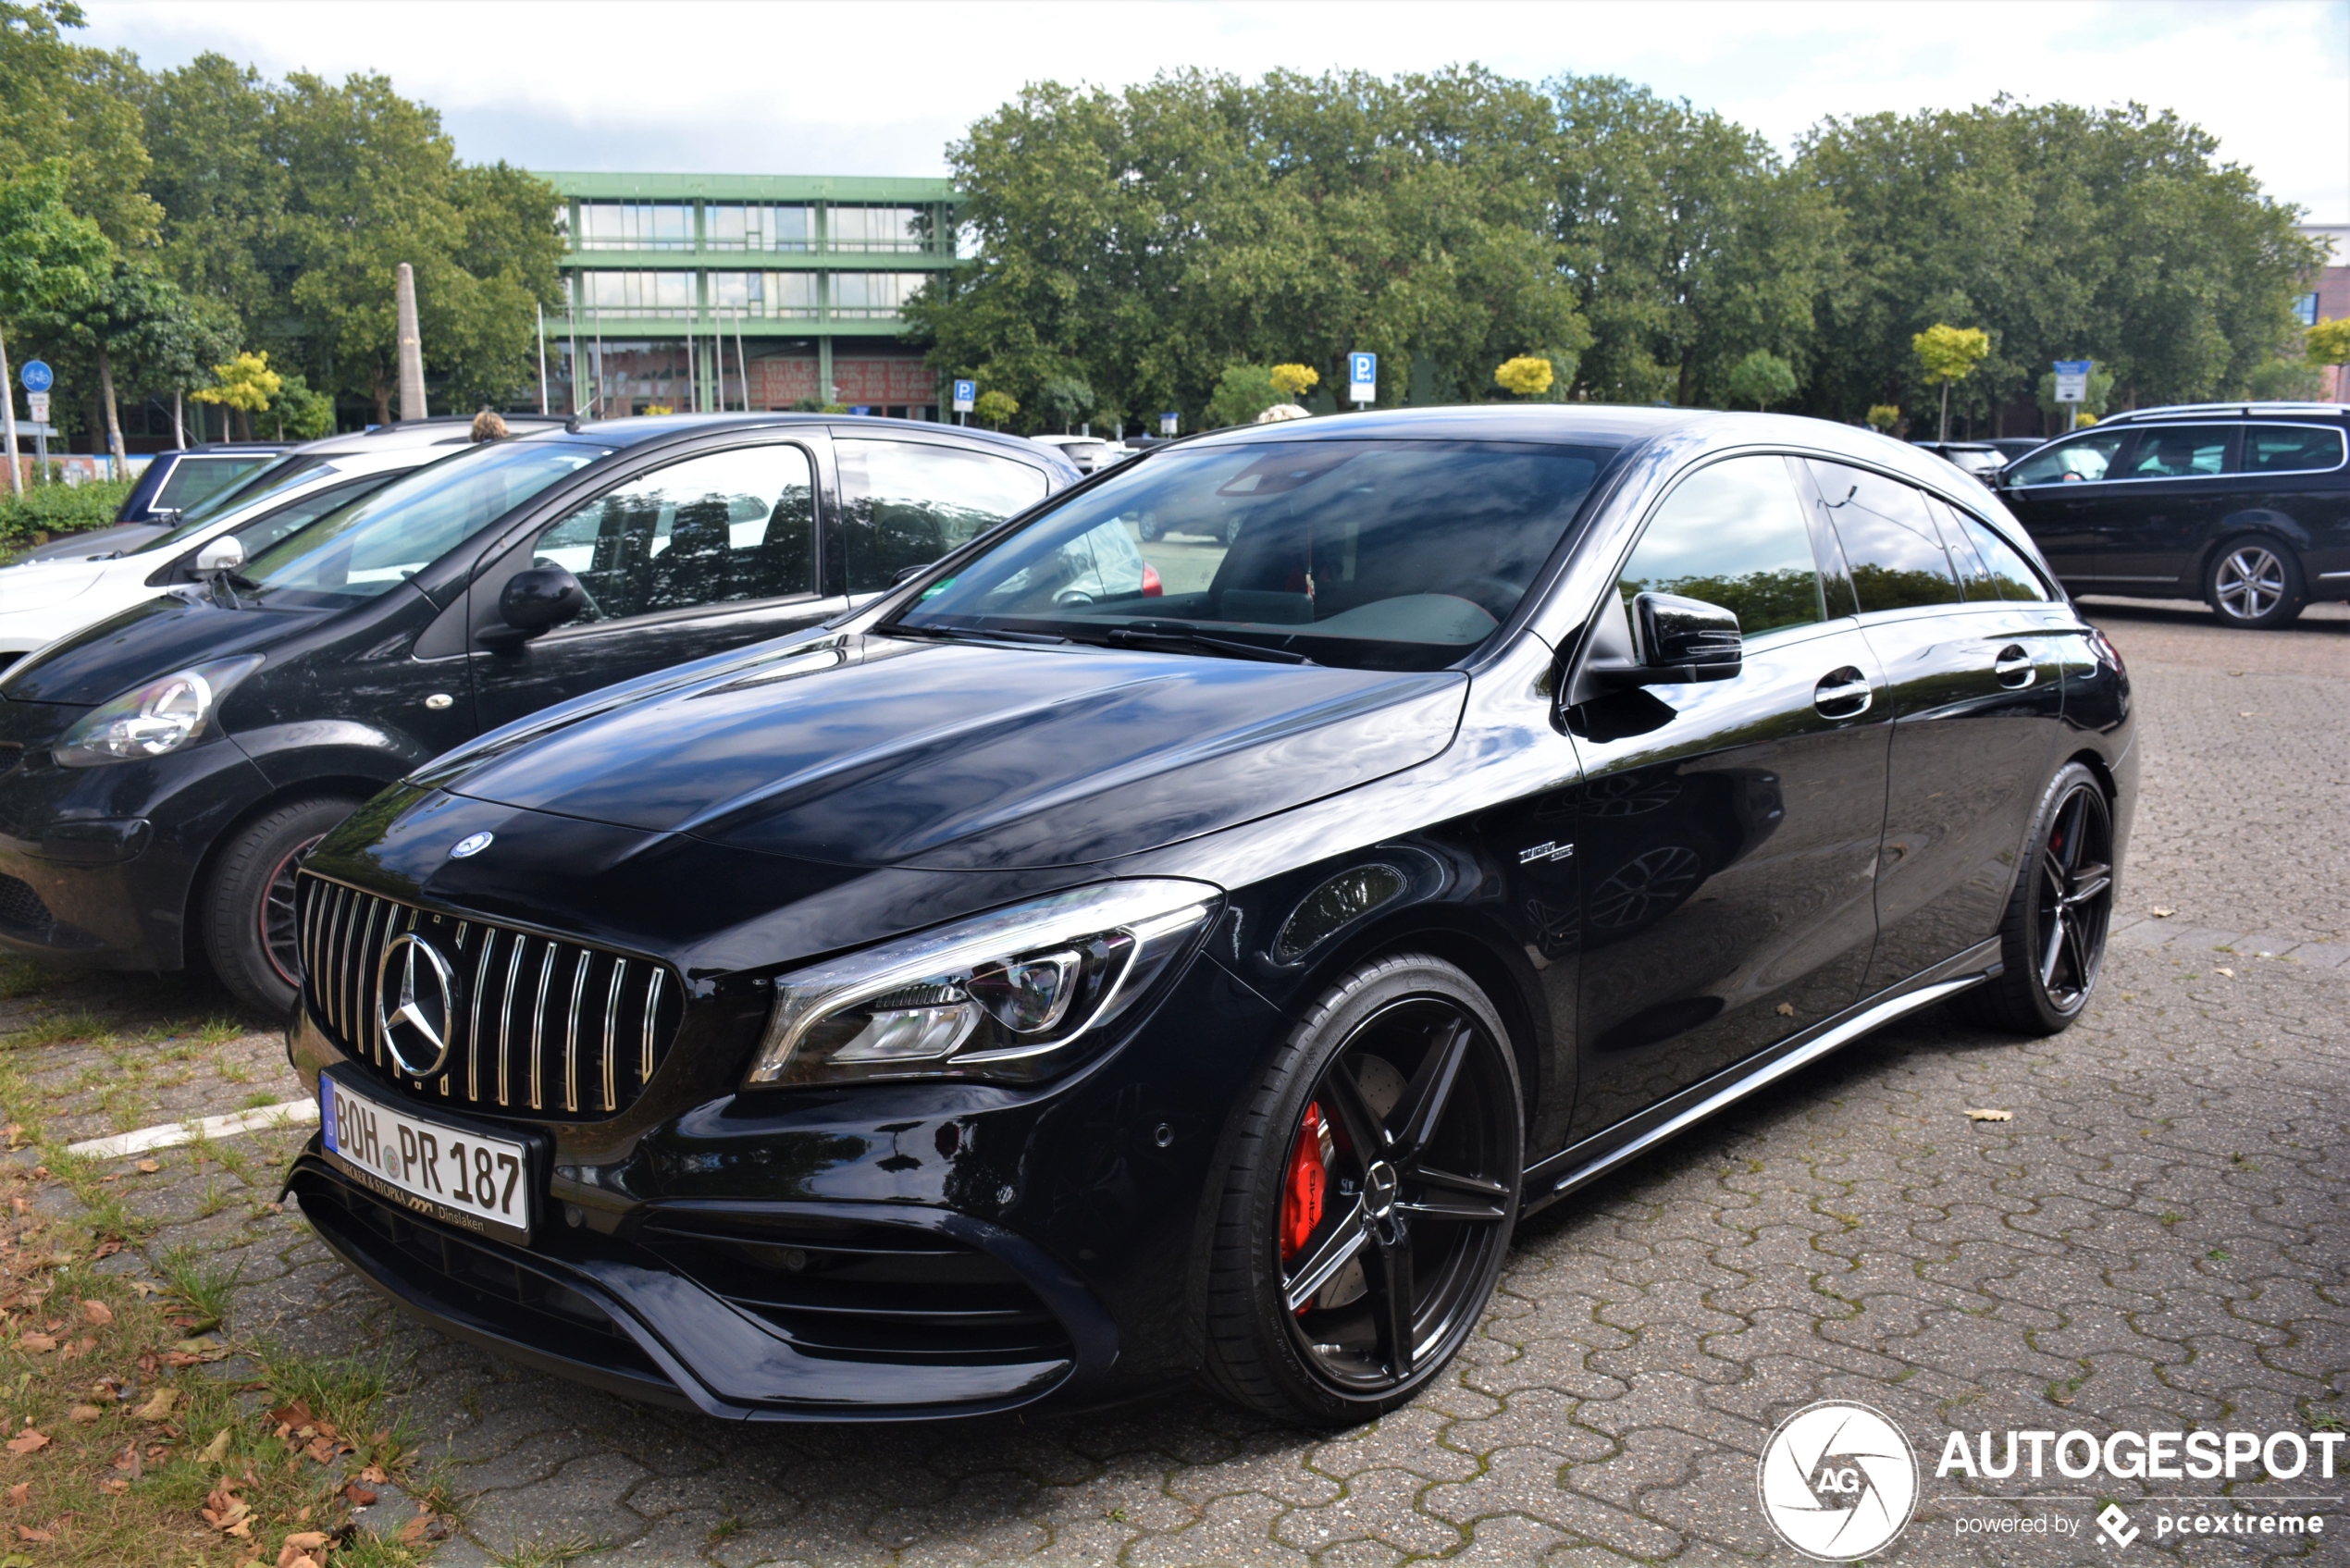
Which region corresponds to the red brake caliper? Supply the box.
[1280,1102,1330,1265]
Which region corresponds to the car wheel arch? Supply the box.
[181,774,382,945]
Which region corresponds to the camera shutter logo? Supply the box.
[1756,1401,1918,1561]
[377,932,458,1079]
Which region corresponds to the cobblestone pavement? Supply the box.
[17,599,2349,1566]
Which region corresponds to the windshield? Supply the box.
[246,440,610,607]
[892,438,1613,672]
[142,454,329,548]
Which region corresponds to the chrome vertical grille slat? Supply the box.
[294,873,681,1122]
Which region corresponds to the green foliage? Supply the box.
[2245,358,2324,401]
[1865,403,1900,432]
[268,367,336,438]
[1205,363,1281,427]
[973,389,1018,429]
[0,158,110,327]
[2307,318,2350,367]
[1493,354,1555,398]
[1034,374,1095,431]
[1723,349,1797,410]
[0,475,134,550]
[0,2,161,249]
[1912,323,1991,385]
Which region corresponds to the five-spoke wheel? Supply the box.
[1956,762,2115,1035]
[2206,537,2306,630]
[1203,955,1521,1425]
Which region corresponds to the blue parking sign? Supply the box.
[1348,352,1377,404]
[951,378,976,413]
[19,360,53,394]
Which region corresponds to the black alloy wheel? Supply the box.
[200,793,364,1018]
[2206,536,2306,630]
[1954,762,2115,1035]
[260,833,329,990]
[1201,955,1522,1426]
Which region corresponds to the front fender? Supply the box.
[234,719,431,794]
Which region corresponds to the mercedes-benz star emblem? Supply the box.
[1363,1160,1400,1218]
[377,932,458,1079]
[450,832,494,859]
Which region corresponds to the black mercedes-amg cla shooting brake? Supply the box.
[284,406,2134,1426]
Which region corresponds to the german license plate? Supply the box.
[320,1076,531,1243]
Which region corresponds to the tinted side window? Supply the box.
[226,475,392,557]
[837,439,1050,594]
[1620,456,1825,639]
[2238,425,2347,473]
[155,454,276,512]
[2114,425,2232,479]
[1930,498,2048,603]
[532,443,815,623]
[2008,430,2126,485]
[1803,459,1960,611]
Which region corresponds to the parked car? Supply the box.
[8,444,292,566]
[1030,434,1115,473]
[0,419,567,671]
[1911,439,2008,478]
[1993,401,2350,627]
[276,405,2132,1426]
[0,414,1077,1015]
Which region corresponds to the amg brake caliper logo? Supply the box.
[1758,1401,1920,1561]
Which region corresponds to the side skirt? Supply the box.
[1520,939,2001,1215]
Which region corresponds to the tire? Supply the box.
[1198,954,1522,1426]
[1950,762,2115,1036]
[1137,516,1164,543]
[2205,535,2306,629]
[200,794,362,1018]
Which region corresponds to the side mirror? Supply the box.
[193,536,245,574]
[481,565,587,648]
[1633,592,1741,680]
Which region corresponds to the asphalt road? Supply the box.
[81,596,2350,1566]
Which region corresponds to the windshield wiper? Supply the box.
[1103,625,1314,665]
[883,623,1070,648]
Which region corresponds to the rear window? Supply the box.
[895,438,1613,672]
[153,454,277,513]
[2114,425,2232,479]
[2237,424,2345,473]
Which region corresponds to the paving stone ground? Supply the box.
[7,597,2345,1566]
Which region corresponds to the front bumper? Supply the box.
[287,944,1289,1419]
[0,705,272,969]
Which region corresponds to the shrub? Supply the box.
[0,477,136,555]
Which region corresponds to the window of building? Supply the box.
[707,204,813,252]
[1619,456,1826,640]
[829,272,933,317]
[577,202,694,250]
[762,272,819,317]
[828,206,924,252]
[2294,292,2320,327]
[579,271,697,315]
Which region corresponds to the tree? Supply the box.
[2245,358,2323,401]
[1723,349,1797,410]
[2308,318,2350,398]
[0,2,160,251]
[189,349,280,439]
[973,389,1018,430]
[1912,324,1989,440]
[1035,374,1095,433]
[1493,355,1555,398]
[1865,404,1900,433]
[268,369,335,439]
[1206,364,1281,427]
[1269,364,1318,400]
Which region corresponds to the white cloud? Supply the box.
[80,0,2350,219]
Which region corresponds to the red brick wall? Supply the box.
[748,358,937,408]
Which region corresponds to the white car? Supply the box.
[1029,434,1131,473]
[0,418,558,668]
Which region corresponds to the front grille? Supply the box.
[638,1212,1075,1365]
[296,872,683,1120]
[0,873,52,930]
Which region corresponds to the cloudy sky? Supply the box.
[81,0,2350,222]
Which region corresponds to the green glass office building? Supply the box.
[538,173,959,420]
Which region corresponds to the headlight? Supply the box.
[745,879,1219,1089]
[53,656,263,768]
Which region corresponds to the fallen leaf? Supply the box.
[110,1443,140,1477]
[91,1239,120,1260]
[1774,1002,1795,1017]
[280,1530,328,1553]
[197,1428,232,1463]
[4,1482,24,1505]
[2150,907,2175,918]
[1964,1108,2013,1122]
[2216,967,2235,978]
[342,1483,378,1507]
[128,1282,158,1299]
[303,1435,337,1464]
[134,1160,158,1174]
[14,1523,53,1543]
[356,1463,389,1485]
[66,1406,101,1425]
[97,1476,128,1494]
[79,1300,112,1327]
[172,1339,230,1360]
[134,1388,178,1421]
[15,1335,52,1354]
[395,1511,452,1545]
[3,1432,46,1456]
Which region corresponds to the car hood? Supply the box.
[0,592,312,706]
[446,637,1468,871]
[0,559,109,615]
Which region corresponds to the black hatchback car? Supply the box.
[1994,401,2350,628]
[281,406,2134,1426]
[0,415,1075,1014]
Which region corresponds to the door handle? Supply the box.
[1813,666,1873,718]
[1993,645,2036,688]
